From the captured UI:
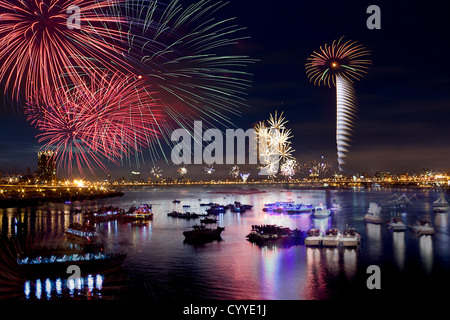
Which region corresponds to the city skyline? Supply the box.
[1,0,449,178]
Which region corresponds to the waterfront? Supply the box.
[0,185,449,300]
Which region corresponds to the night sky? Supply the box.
[1,0,450,179]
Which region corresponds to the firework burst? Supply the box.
[280,159,298,180]
[177,165,188,177]
[151,166,163,179]
[306,37,371,171]
[204,165,215,175]
[229,166,240,179]
[115,0,256,134]
[255,111,294,176]
[25,72,163,175]
[0,0,128,102]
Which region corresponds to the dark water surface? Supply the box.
[1,185,449,300]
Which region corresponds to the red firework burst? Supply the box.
[0,0,128,101]
[25,72,164,175]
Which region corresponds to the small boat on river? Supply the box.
[304,228,323,246]
[322,228,341,247]
[122,204,153,222]
[364,202,383,224]
[313,205,331,219]
[387,217,407,231]
[246,225,302,245]
[183,225,225,242]
[340,227,361,247]
[409,219,435,236]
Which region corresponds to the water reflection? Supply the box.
[312,217,332,233]
[24,275,104,300]
[434,213,448,228]
[343,249,357,281]
[365,223,382,259]
[392,232,405,271]
[305,248,328,299]
[419,236,433,274]
[0,186,448,300]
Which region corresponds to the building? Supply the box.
[129,171,141,183]
[37,151,57,183]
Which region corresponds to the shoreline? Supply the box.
[0,190,124,208]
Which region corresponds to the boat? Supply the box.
[246,225,302,245]
[122,204,153,222]
[183,225,225,242]
[262,201,294,213]
[65,223,98,245]
[200,202,219,207]
[433,192,449,212]
[172,199,181,203]
[182,205,190,208]
[16,244,126,278]
[304,228,323,246]
[409,219,435,235]
[200,217,218,224]
[167,211,199,219]
[364,202,383,224]
[206,205,227,214]
[229,201,253,213]
[313,205,331,219]
[341,227,361,247]
[331,200,341,211]
[263,201,313,214]
[286,204,314,214]
[322,228,341,247]
[84,205,124,222]
[387,217,407,231]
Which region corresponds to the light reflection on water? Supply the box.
[0,186,448,300]
[24,275,103,300]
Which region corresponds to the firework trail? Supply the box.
[306,37,371,171]
[0,0,128,102]
[25,72,163,175]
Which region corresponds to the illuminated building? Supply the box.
[129,171,141,183]
[37,151,57,183]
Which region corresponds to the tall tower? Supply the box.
[37,151,57,184]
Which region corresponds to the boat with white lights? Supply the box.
[409,219,435,236]
[84,205,124,222]
[322,228,341,247]
[340,227,361,247]
[304,228,323,246]
[313,205,331,219]
[433,192,449,212]
[286,204,314,214]
[65,223,98,245]
[387,217,407,231]
[364,202,383,224]
[122,204,153,222]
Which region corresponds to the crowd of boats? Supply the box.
[363,195,444,236]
